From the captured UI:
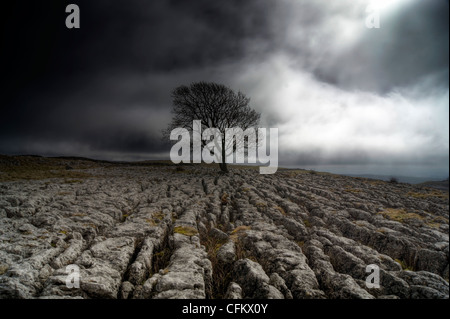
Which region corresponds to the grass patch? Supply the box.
[230,225,251,236]
[200,235,230,299]
[233,236,254,261]
[221,193,229,205]
[152,251,170,273]
[275,206,287,216]
[378,208,424,223]
[151,234,174,277]
[425,215,448,229]
[407,190,449,200]
[173,226,198,237]
[344,187,361,193]
[367,180,386,186]
[229,226,257,262]
[284,172,299,178]
[145,212,166,226]
[0,168,92,182]
[429,215,449,224]
[395,259,414,271]
[353,220,367,227]
[255,202,267,212]
[145,218,157,226]
[378,208,424,224]
[83,223,97,229]
[380,208,447,228]
[71,212,87,217]
[0,156,94,182]
[426,222,441,229]
[0,264,9,275]
[153,211,165,221]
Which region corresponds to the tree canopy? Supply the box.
[164,82,261,172]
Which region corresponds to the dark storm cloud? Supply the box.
[1,0,277,159]
[0,0,448,178]
[50,0,275,75]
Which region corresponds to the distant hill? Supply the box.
[345,173,448,186]
[418,179,449,191]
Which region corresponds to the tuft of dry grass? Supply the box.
[173,226,198,236]
[71,212,87,217]
[151,240,173,277]
[367,180,387,186]
[407,190,448,200]
[230,225,251,236]
[378,208,423,224]
[344,187,361,193]
[395,258,414,271]
[275,206,287,216]
[153,211,165,221]
[0,168,92,182]
[0,155,100,182]
[303,219,311,228]
[57,191,73,196]
[0,264,8,275]
[145,218,157,226]
[221,193,229,205]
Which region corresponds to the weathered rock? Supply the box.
[127,237,155,285]
[414,248,448,276]
[119,281,134,299]
[269,273,293,299]
[397,271,449,299]
[216,240,236,264]
[51,232,84,269]
[80,264,123,298]
[233,258,284,299]
[0,157,448,299]
[224,282,243,299]
[209,228,228,241]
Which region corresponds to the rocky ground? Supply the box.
[0,156,448,299]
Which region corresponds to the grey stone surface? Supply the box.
[224,282,243,299]
[233,258,284,299]
[0,156,448,299]
[216,240,236,264]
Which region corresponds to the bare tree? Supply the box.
[163,82,261,173]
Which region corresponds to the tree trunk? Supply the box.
[220,139,228,173]
[219,162,228,173]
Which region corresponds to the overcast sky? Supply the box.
[1,0,448,178]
